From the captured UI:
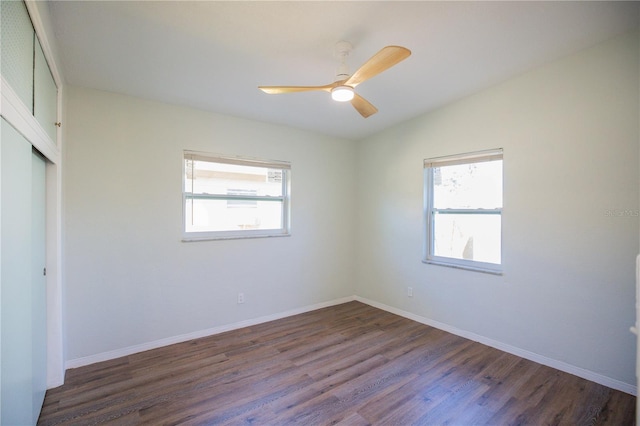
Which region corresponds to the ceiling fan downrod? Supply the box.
[334,40,353,81]
[331,41,355,102]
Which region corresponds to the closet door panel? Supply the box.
[31,150,47,421]
[0,0,35,110]
[34,37,58,142]
[1,118,34,425]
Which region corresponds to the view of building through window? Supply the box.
[183,154,289,238]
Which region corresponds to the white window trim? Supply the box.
[182,151,291,242]
[423,148,503,275]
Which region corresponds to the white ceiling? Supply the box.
[48,1,639,141]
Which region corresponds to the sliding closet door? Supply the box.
[1,118,33,424]
[31,149,47,421]
[1,118,47,425]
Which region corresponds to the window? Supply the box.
[183,151,290,240]
[424,149,503,274]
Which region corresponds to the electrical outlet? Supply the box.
[237,293,245,304]
[407,287,413,297]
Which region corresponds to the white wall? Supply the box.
[355,31,639,387]
[64,87,356,360]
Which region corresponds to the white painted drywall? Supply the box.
[63,88,356,360]
[355,31,639,386]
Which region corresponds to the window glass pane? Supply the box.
[185,160,283,197]
[433,213,501,264]
[185,198,283,233]
[433,160,502,209]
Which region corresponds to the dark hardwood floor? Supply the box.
[39,301,635,425]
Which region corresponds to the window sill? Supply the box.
[422,259,503,275]
[182,232,290,242]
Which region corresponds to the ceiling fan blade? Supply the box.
[345,46,411,88]
[351,93,378,118]
[258,83,335,94]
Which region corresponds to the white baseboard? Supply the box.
[354,296,637,396]
[65,296,356,370]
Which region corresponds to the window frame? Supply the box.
[182,151,291,241]
[423,148,503,274]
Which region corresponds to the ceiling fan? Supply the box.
[258,41,411,118]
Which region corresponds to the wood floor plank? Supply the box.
[595,389,637,425]
[38,301,636,425]
[335,412,371,426]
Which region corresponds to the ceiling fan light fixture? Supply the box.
[331,85,354,102]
